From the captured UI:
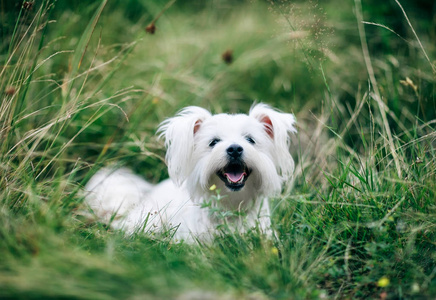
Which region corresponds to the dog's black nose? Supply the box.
[227,144,243,159]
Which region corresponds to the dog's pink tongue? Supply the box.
[225,172,246,183]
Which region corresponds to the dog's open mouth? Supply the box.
[217,163,250,191]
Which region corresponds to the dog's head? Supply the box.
[158,103,296,205]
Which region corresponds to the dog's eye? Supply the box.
[245,136,255,144]
[209,138,221,147]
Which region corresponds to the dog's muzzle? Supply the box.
[216,144,251,191]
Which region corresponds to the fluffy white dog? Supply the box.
[85,103,296,242]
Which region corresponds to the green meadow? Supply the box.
[1,0,435,298]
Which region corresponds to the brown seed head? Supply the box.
[23,1,34,10]
[146,23,156,34]
[222,49,233,64]
[5,86,16,96]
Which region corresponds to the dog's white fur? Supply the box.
[85,103,296,242]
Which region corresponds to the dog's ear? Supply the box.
[249,103,297,179]
[158,106,211,186]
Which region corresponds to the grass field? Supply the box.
[1,0,435,299]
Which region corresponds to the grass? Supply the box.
[1,0,435,299]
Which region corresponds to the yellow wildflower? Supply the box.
[271,247,279,255]
[378,276,390,287]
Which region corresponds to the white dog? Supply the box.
[85,103,296,242]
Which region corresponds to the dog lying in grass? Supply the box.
[85,103,296,242]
